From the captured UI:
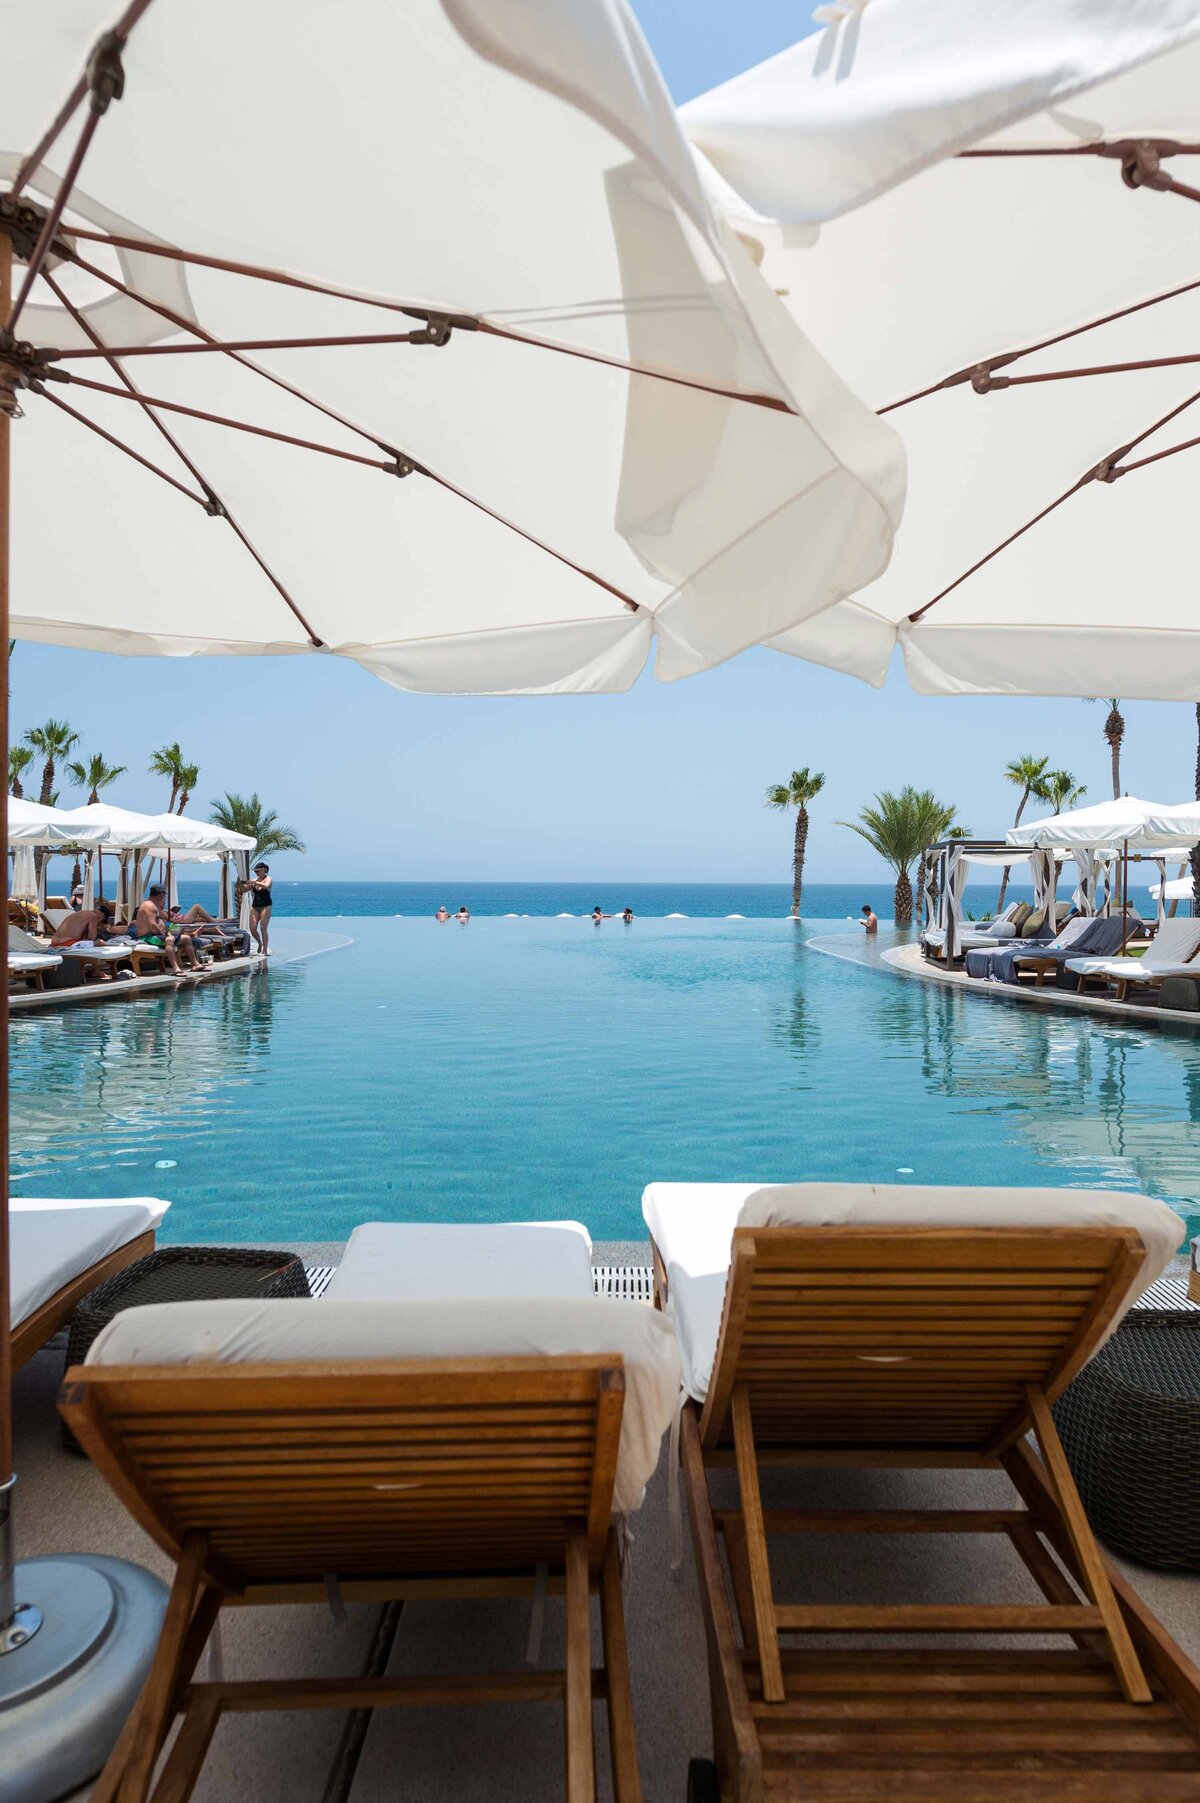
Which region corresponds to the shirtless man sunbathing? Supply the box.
[135,887,204,975]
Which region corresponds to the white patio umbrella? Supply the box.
[1010,797,1200,946]
[0,3,903,1789]
[683,0,1200,697]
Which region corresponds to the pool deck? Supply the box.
[883,939,1200,1027]
[11,1242,1200,1803]
[9,950,265,1012]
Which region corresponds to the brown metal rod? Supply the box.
[8,0,157,199]
[985,351,1200,387]
[5,108,102,335]
[34,385,211,506]
[62,248,393,454]
[907,468,1096,622]
[53,329,436,361]
[55,372,394,469]
[62,226,794,412]
[1109,430,1200,475]
[959,143,1200,159]
[881,273,1200,415]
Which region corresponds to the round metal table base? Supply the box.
[0,1555,168,1803]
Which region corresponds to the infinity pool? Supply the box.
[11,918,1200,1246]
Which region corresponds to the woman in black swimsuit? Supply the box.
[246,861,273,957]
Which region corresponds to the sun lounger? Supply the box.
[642,1180,1200,1803]
[11,1196,169,1369]
[323,1219,598,1301]
[1009,914,1126,985]
[8,948,62,990]
[1066,917,1200,1001]
[61,1243,680,1803]
[965,913,1094,984]
[921,901,1027,960]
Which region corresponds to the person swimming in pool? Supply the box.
[454,904,470,922]
[435,905,450,921]
[859,903,879,935]
[591,906,612,924]
[622,906,634,924]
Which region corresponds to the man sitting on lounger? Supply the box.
[49,898,118,948]
[134,887,203,974]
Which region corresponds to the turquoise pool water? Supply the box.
[11,918,1200,1247]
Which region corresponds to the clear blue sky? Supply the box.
[12,3,1198,885]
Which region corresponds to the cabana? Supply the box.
[920,840,1057,964]
[1010,797,1200,951]
[49,803,254,926]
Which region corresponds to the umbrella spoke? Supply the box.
[51,328,449,360]
[33,385,211,508]
[8,0,156,200]
[60,224,792,411]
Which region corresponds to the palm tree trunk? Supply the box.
[996,784,1031,913]
[792,807,808,917]
[893,868,914,925]
[1111,737,1121,800]
[38,757,54,805]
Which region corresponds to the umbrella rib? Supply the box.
[880,273,1200,415]
[981,351,1200,388]
[59,225,793,412]
[41,275,330,648]
[62,247,397,453]
[33,385,212,507]
[46,371,642,614]
[8,0,157,200]
[5,109,103,335]
[52,329,442,360]
[908,383,1200,622]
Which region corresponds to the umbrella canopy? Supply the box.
[682,0,1200,697]
[1149,875,1195,901]
[1008,796,1200,850]
[6,795,111,845]
[0,0,903,694]
[49,801,244,853]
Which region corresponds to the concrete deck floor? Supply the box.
[10,951,265,1013]
[11,1245,1200,1803]
[883,940,1200,1028]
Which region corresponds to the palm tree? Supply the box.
[209,791,306,861]
[149,741,190,814]
[1087,699,1126,798]
[838,787,960,925]
[1042,769,1087,814]
[175,761,199,815]
[24,718,79,805]
[764,767,826,917]
[8,744,33,798]
[65,751,128,806]
[996,754,1051,912]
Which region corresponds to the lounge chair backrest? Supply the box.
[696,1185,1181,1459]
[63,1295,681,1590]
[1140,917,1200,969]
[8,923,45,954]
[1044,916,1092,953]
[1075,915,1127,957]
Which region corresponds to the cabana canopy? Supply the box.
[6,797,110,846]
[681,0,1200,698]
[50,802,252,854]
[1009,797,1200,852]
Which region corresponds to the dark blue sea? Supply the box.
[174,879,1038,922]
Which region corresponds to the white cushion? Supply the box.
[324,1221,595,1302]
[86,1295,681,1517]
[56,942,136,960]
[644,1180,1184,1405]
[8,952,61,971]
[10,1197,170,1329]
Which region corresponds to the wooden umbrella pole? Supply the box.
[1,227,15,1522]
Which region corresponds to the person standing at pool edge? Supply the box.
[241,861,274,956]
[859,904,878,935]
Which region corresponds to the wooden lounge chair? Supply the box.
[8,947,61,991]
[60,1292,680,1803]
[11,1197,169,1369]
[643,1182,1200,1803]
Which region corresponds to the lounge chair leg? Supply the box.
[731,1386,784,1703]
[145,1694,221,1803]
[115,1535,214,1803]
[564,1526,596,1803]
[600,1530,643,1803]
[1023,1384,1151,1704]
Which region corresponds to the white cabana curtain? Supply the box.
[940,844,971,958]
[218,855,233,920]
[81,850,96,911]
[234,851,252,932]
[10,845,36,903]
[1070,849,1103,918]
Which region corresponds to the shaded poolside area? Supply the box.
[880,939,1200,1028]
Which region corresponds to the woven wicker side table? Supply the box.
[1053,1311,1200,1570]
[64,1245,311,1448]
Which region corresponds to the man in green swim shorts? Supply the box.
[134,887,201,975]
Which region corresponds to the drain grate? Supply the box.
[592,1264,655,1303]
[1132,1271,1199,1313]
[304,1264,338,1298]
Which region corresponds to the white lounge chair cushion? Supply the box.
[324,1221,595,1301]
[643,1181,1184,1404]
[11,1196,170,1330]
[55,941,137,959]
[86,1295,681,1516]
[8,952,61,971]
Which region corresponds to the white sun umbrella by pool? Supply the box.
[6,797,111,917]
[683,0,1200,697]
[0,0,902,697]
[0,5,906,1784]
[1010,797,1200,942]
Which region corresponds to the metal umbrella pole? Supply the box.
[1,157,166,1803]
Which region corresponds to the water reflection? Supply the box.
[10,966,298,1182]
